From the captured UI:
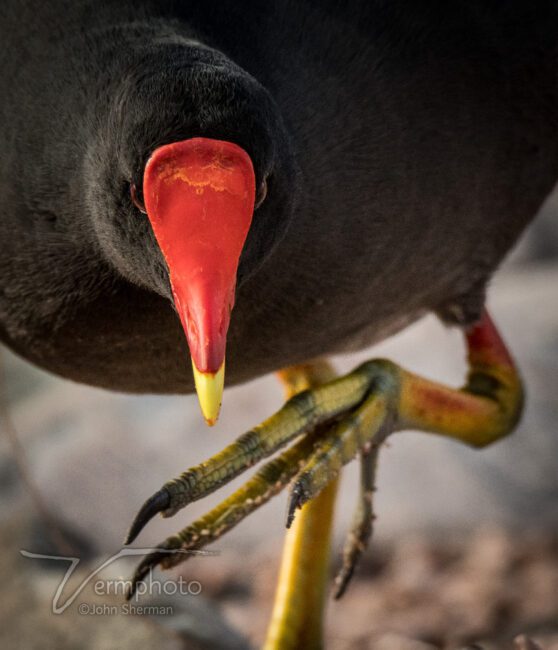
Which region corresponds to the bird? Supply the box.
[1,1,556,647]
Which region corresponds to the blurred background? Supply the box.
[0,194,556,650]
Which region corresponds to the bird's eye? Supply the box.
[130,183,147,214]
[255,177,268,210]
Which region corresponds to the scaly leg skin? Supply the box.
[125,310,523,645]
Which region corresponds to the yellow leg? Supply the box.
[264,478,338,650]
[264,362,338,650]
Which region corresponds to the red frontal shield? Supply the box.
[143,137,256,423]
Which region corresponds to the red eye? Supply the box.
[130,183,147,213]
[255,177,268,209]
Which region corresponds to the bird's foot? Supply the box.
[125,310,523,600]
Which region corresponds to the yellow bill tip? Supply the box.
[192,362,225,426]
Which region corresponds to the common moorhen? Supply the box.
[1,1,556,647]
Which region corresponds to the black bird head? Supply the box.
[85,38,297,423]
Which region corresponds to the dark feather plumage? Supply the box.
[1,0,557,392]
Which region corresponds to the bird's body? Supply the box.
[1,4,549,644]
[1,0,557,394]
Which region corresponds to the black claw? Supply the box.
[285,483,304,529]
[333,565,355,600]
[126,550,168,600]
[124,489,171,545]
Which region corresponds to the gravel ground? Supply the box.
[200,527,558,649]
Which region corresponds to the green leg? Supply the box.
[126,310,524,648]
